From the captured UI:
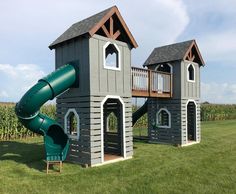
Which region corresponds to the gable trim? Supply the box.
[89,6,138,48]
[183,40,205,66]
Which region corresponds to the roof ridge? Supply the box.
[153,39,195,50]
[71,6,115,27]
[49,5,137,49]
[143,39,204,67]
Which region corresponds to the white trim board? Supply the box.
[187,63,195,83]
[181,141,200,147]
[156,108,171,128]
[91,156,132,167]
[103,41,121,71]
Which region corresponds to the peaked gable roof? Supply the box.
[143,40,205,67]
[49,6,138,49]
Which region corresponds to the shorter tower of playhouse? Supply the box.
[143,40,205,146]
[49,6,138,166]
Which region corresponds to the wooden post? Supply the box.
[148,70,152,97]
[131,68,134,91]
[46,161,49,174]
[102,25,111,38]
[170,74,172,97]
[46,161,63,174]
[110,17,114,36]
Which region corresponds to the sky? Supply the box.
[0,0,236,104]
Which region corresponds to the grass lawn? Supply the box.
[0,120,236,194]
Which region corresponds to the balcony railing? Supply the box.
[131,67,172,98]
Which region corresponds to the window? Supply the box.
[187,64,195,82]
[153,63,172,93]
[106,112,118,133]
[64,109,80,139]
[103,42,120,70]
[156,108,171,128]
[155,63,172,73]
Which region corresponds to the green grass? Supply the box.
[133,126,148,137]
[1,120,236,194]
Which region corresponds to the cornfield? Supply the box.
[0,103,236,140]
[201,104,236,121]
[0,103,55,140]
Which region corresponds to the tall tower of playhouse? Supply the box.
[49,6,138,166]
[143,40,205,146]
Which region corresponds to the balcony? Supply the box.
[131,67,172,98]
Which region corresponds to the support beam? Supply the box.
[102,25,111,38]
[190,55,195,61]
[110,17,114,36]
[189,49,192,60]
[112,30,121,40]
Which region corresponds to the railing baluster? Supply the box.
[131,67,171,97]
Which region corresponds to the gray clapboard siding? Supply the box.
[55,37,90,96]
[89,35,132,97]
[56,94,93,165]
[53,21,133,166]
[147,98,182,145]
[181,60,200,99]
[180,99,201,144]
[89,94,133,165]
[146,56,202,146]
[147,97,201,145]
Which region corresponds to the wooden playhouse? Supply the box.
[47,6,205,166]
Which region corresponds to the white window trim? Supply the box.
[155,63,173,73]
[64,108,80,140]
[156,108,171,128]
[187,63,195,83]
[101,95,126,164]
[186,99,198,143]
[103,42,121,71]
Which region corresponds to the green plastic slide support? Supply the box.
[132,100,148,126]
[15,64,78,161]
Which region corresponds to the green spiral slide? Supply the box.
[15,64,78,161]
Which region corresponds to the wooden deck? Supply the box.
[104,154,122,161]
[131,67,172,98]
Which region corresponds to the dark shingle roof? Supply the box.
[49,6,113,49]
[143,40,194,66]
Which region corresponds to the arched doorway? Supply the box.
[155,63,172,73]
[154,63,172,93]
[102,97,124,161]
[187,101,196,142]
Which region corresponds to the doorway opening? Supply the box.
[187,101,196,142]
[103,98,123,161]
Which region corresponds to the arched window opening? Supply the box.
[156,108,171,128]
[68,113,77,135]
[155,64,171,73]
[64,109,80,139]
[153,63,172,93]
[188,64,195,81]
[106,112,118,133]
[103,43,120,70]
